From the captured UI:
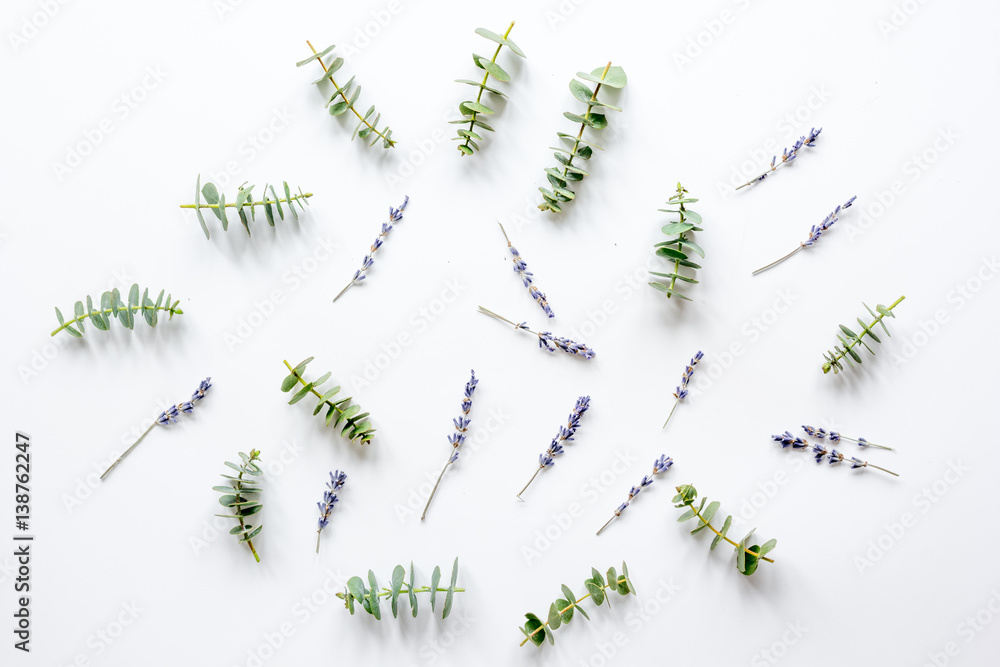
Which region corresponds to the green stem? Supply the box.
[823,296,905,373]
[373,585,466,600]
[667,202,687,297]
[282,360,350,423]
[234,457,261,563]
[687,503,774,564]
[461,21,515,155]
[51,304,181,336]
[519,578,625,646]
[306,40,395,148]
[180,193,312,210]
[559,61,612,185]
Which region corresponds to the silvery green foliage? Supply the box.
[822,297,905,374]
[280,358,375,444]
[213,449,263,563]
[52,284,182,338]
[520,563,635,647]
[452,22,525,155]
[538,63,627,213]
[183,175,312,239]
[673,484,776,576]
[336,559,462,620]
[649,183,704,300]
[296,42,395,149]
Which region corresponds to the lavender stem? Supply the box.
[752,246,802,276]
[517,467,542,500]
[100,422,157,480]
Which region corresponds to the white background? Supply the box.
[2,0,1000,665]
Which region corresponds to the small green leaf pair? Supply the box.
[181,175,312,239]
[539,63,627,214]
[649,183,704,300]
[674,484,776,576]
[297,41,396,149]
[520,562,635,647]
[822,297,905,375]
[280,358,375,445]
[336,559,462,620]
[52,284,183,338]
[452,22,525,155]
[213,449,263,563]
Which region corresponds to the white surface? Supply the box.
[2,0,1000,665]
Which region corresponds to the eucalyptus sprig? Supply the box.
[281,358,375,444]
[538,63,627,213]
[519,562,635,647]
[821,297,905,375]
[213,449,263,563]
[336,558,463,620]
[52,284,183,338]
[673,484,776,576]
[297,41,396,149]
[180,175,312,239]
[649,183,704,300]
[452,22,525,155]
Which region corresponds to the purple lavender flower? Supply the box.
[737,127,822,191]
[800,425,891,450]
[597,454,673,535]
[422,370,479,520]
[498,222,555,318]
[317,470,347,553]
[517,396,591,499]
[663,351,703,429]
[101,377,213,481]
[753,196,856,276]
[779,435,898,475]
[479,307,595,360]
[333,196,409,302]
[772,431,808,449]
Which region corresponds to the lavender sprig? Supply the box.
[101,377,212,481]
[663,351,703,428]
[317,470,347,554]
[478,306,595,360]
[421,370,479,520]
[333,196,409,302]
[752,196,856,275]
[735,127,821,191]
[597,455,673,535]
[498,222,554,318]
[517,396,591,499]
[802,425,893,451]
[772,434,899,476]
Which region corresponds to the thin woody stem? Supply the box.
[596,515,616,536]
[516,467,542,500]
[753,246,803,276]
[662,399,680,429]
[863,462,899,477]
[421,457,453,520]
[100,422,157,480]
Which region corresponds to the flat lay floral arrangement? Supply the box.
[40,14,921,657]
